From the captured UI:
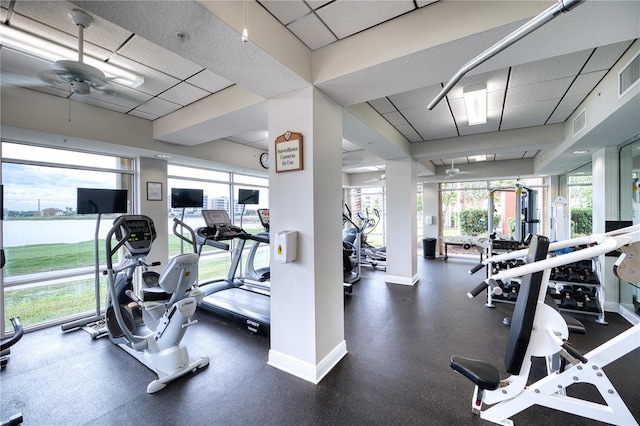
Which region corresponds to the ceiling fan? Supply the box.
[444,159,471,178]
[39,9,115,96]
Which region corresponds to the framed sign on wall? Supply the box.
[275,131,303,173]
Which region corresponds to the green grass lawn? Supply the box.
[3,237,236,331]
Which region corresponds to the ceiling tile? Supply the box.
[118,35,204,80]
[259,0,311,25]
[134,97,181,116]
[186,69,233,93]
[382,111,409,127]
[388,86,435,110]
[158,82,210,106]
[547,94,584,123]
[501,99,559,130]
[403,102,451,123]
[566,70,607,97]
[9,14,114,61]
[583,40,634,73]
[504,77,572,108]
[396,124,422,142]
[316,0,415,39]
[108,54,180,97]
[11,2,132,53]
[510,50,592,87]
[447,69,509,99]
[368,97,396,114]
[306,0,332,10]
[287,13,337,50]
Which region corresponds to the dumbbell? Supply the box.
[560,287,578,310]
[583,295,600,312]
[507,281,520,301]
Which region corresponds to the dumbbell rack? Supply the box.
[547,256,606,324]
[487,254,606,324]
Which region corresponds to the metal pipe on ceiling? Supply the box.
[427,0,586,110]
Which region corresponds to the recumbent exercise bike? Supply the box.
[104,215,209,393]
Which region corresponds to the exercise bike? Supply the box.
[104,215,209,393]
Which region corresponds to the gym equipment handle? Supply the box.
[469,262,485,275]
[467,279,503,298]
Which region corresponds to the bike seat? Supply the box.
[141,286,172,302]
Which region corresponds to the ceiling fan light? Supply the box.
[0,23,144,88]
[463,83,487,126]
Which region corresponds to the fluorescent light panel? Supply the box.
[463,83,487,126]
[0,23,144,88]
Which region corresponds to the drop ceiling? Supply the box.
[1,0,639,180]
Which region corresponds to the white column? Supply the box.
[385,158,418,285]
[138,156,169,269]
[267,86,346,383]
[592,146,619,311]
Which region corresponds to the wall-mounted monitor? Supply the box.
[171,188,204,208]
[77,188,128,214]
[238,188,259,205]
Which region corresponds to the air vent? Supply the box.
[619,52,640,98]
[573,109,586,136]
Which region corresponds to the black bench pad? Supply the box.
[451,355,501,391]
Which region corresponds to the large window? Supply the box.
[167,165,269,286]
[440,178,548,247]
[2,142,134,331]
[565,164,593,237]
[345,186,386,248]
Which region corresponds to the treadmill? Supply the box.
[196,209,270,334]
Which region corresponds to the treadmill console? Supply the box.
[258,208,270,231]
[198,209,244,242]
[115,215,157,256]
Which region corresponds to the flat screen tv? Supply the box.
[77,188,128,214]
[171,188,204,208]
[237,189,259,205]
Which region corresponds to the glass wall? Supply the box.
[440,178,548,240]
[565,163,593,237]
[2,142,134,331]
[345,186,386,248]
[167,165,269,286]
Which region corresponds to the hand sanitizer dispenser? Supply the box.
[274,230,297,263]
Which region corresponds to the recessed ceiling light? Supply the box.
[155,154,171,159]
[470,155,487,162]
[572,150,589,154]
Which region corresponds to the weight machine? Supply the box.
[454,226,639,425]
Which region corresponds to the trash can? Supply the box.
[423,238,436,259]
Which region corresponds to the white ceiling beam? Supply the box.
[410,124,564,161]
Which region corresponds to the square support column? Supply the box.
[385,158,418,285]
[267,86,347,383]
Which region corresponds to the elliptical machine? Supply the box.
[356,208,386,269]
[104,215,209,393]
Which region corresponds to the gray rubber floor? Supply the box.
[1,256,638,425]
